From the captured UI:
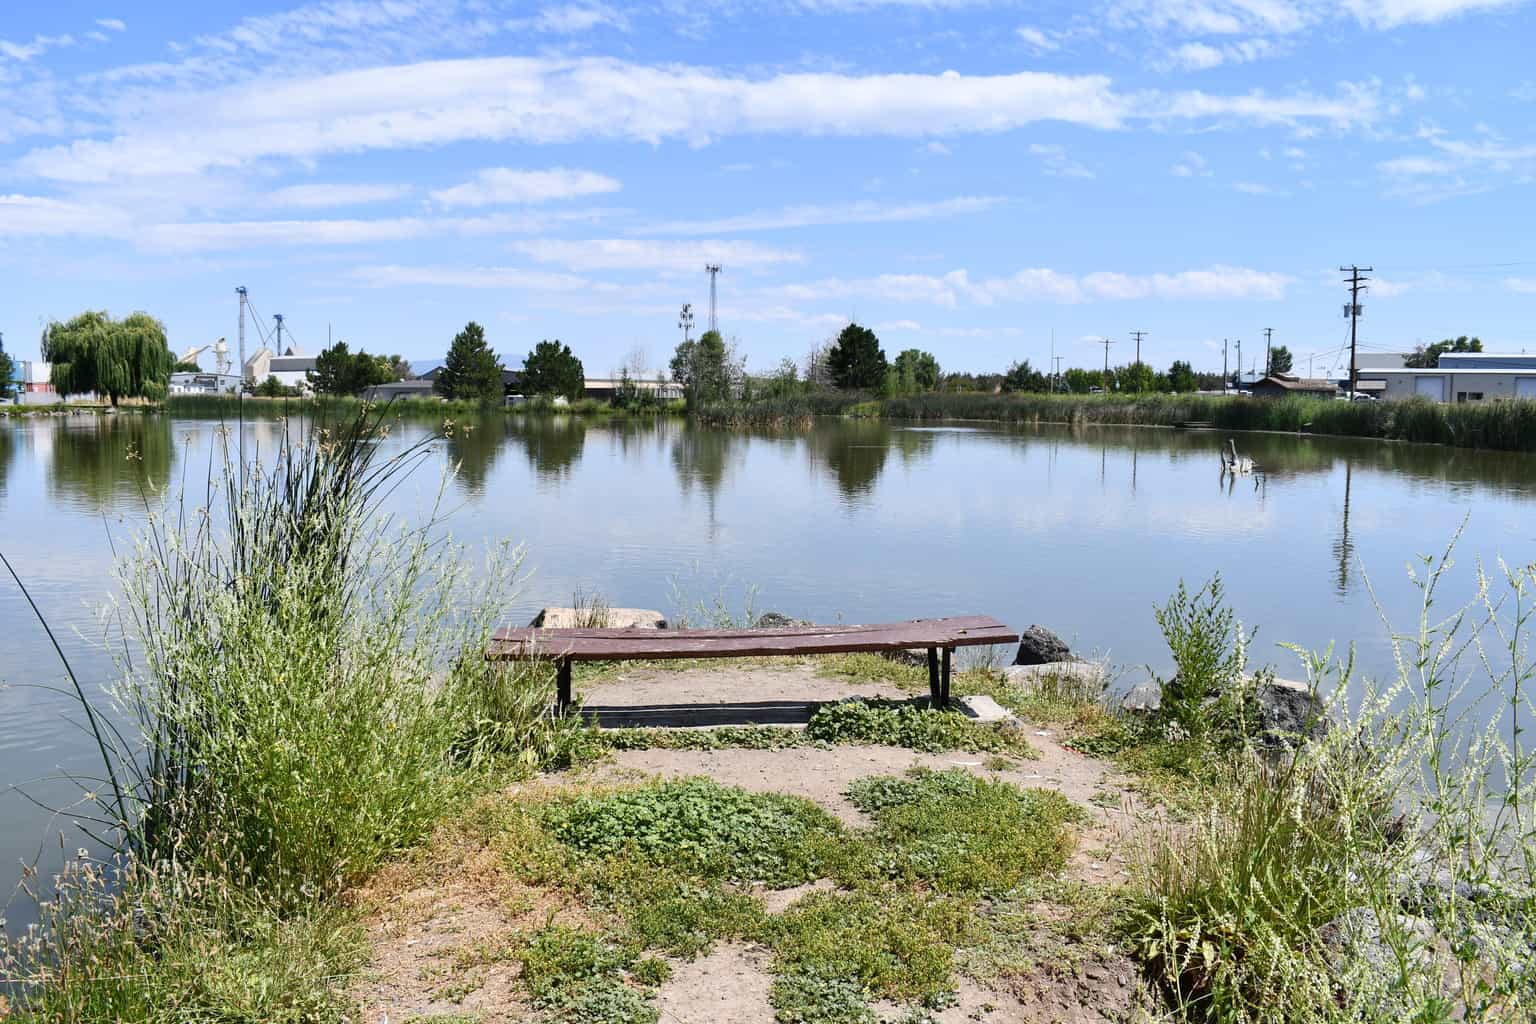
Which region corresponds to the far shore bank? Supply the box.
[7,389,1536,454]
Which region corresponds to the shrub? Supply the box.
[1153,575,1257,742]
[805,698,1039,756]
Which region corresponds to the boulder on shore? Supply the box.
[1255,677,1329,748]
[529,607,667,629]
[1121,682,1162,714]
[1014,625,1073,666]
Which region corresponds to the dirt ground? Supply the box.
[353,663,1155,1024]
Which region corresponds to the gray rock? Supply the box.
[957,694,1015,724]
[1255,677,1328,748]
[1002,660,1105,687]
[1014,625,1072,666]
[1319,907,1440,980]
[754,611,813,629]
[529,607,666,629]
[880,647,928,667]
[1121,682,1163,714]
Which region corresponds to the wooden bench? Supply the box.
[487,615,1019,714]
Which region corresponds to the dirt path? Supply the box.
[352,664,1154,1023]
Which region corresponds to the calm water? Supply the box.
[4,413,1536,925]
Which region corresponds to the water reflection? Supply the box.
[444,417,505,495]
[47,416,175,509]
[811,420,934,501]
[507,416,587,483]
[0,425,14,499]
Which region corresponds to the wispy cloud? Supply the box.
[643,196,1006,235]
[264,183,413,208]
[430,167,622,207]
[1029,143,1095,179]
[0,33,77,62]
[15,57,1380,185]
[96,18,127,32]
[1506,277,1536,294]
[1171,151,1211,177]
[507,238,802,271]
[766,264,1293,306]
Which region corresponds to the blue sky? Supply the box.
[2,0,1534,379]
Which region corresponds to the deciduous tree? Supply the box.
[1167,360,1198,392]
[891,348,941,392]
[670,329,741,408]
[1405,335,1483,368]
[309,341,392,396]
[42,310,174,405]
[1001,360,1048,393]
[1268,345,1294,375]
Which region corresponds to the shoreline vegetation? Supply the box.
[7,389,1536,453]
[1,411,1533,1022]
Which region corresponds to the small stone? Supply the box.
[754,611,813,628]
[1014,624,1073,665]
[1122,682,1162,714]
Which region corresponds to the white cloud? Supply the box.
[0,194,128,236]
[1166,42,1226,69]
[16,57,1379,185]
[0,33,77,62]
[96,18,127,32]
[1232,181,1281,193]
[922,141,951,156]
[350,264,593,291]
[1171,150,1211,176]
[1029,143,1095,179]
[1378,155,1457,175]
[1342,0,1527,28]
[522,3,629,32]
[1506,277,1536,294]
[431,168,622,207]
[507,238,802,271]
[264,182,413,208]
[1016,26,1060,51]
[142,217,434,250]
[766,263,1292,306]
[644,196,1006,235]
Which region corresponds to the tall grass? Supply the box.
[1131,537,1536,1022]
[698,391,1536,452]
[1,406,584,1017]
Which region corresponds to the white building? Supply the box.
[243,346,315,391]
[1355,352,1536,403]
[169,371,243,395]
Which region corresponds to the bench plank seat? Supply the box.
[488,615,1018,713]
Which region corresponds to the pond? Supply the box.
[3,412,1535,927]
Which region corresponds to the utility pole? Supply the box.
[1052,355,1063,392]
[236,287,248,390]
[1223,338,1229,391]
[1235,339,1242,389]
[1129,329,1148,391]
[1263,327,1274,377]
[1340,265,1372,394]
[705,264,722,334]
[1098,336,1115,381]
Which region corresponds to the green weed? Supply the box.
[547,778,844,886]
[805,699,1039,757]
[842,769,1083,896]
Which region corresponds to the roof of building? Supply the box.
[1358,367,1536,377]
[1251,374,1337,392]
[269,356,317,372]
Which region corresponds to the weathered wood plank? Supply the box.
[488,615,1017,663]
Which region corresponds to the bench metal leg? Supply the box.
[556,658,573,715]
[927,647,941,707]
[941,647,953,706]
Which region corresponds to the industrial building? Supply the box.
[1355,352,1536,403]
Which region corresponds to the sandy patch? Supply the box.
[656,943,778,1024]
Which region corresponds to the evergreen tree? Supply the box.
[827,323,887,390]
[521,339,585,400]
[42,310,174,405]
[436,322,505,402]
[0,336,15,401]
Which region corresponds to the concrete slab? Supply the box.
[957,693,1015,723]
[529,607,667,629]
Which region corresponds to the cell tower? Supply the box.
[705,264,722,334]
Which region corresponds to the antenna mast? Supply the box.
[705,264,722,334]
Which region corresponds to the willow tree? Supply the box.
[42,310,174,405]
